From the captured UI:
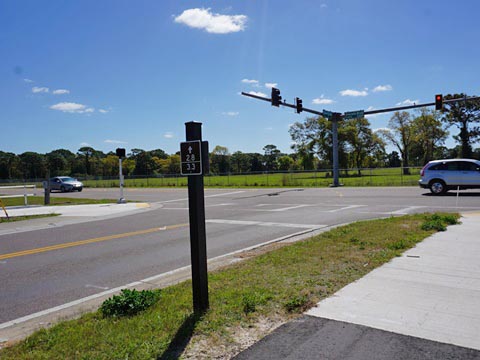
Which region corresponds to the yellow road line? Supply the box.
[0,223,188,261]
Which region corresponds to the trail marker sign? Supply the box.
[181,140,202,175]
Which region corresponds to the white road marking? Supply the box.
[85,284,109,290]
[390,206,427,215]
[252,204,311,212]
[157,191,245,204]
[327,205,367,213]
[206,219,325,229]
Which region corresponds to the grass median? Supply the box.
[0,213,460,359]
[0,196,118,207]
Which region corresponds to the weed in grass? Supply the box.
[421,220,446,231]
[388,239,408,250]
[284,295,310,313]
[100,289,161,318]
[421,213,459,232]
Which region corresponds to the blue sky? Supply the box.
[1,0,479,156]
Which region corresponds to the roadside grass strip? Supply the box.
[0,196,118,207]
[0,214,59,223]
[0,213,460,359]
[82,168,421,189]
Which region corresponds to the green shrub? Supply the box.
[421,213,459,232]
[100,289,161,318]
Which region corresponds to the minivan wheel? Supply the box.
[60,186,66,193]
[429,180,447,195]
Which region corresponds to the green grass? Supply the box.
[82,167,422,189]
[0,196,118,207]
[0,212,459,359]
[0,214,59,223]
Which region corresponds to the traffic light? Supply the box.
[271,87,282,107]
[295,97,303,114]
[435,94,443,111]
[116,148,126,158]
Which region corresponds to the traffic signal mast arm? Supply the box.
[364,95,480,115]
[242,91,480,117]
[241,91,324,116]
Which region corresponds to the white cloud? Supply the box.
[265,127,273,131]
[396,99,418,106]
[265,83,277,89]
[32,86,49,93]
[98,109,109,114]
[104,139,127,144]
[247,91,267,97]
[340,89,368,97]
[372,84,393,92]
[52,89,70,95]
[373,127,390,133]
[222,111,239,116]
[80,142,92,147]
[241,79,259,85]
[312,95,334,105]
[164,132,174,139]
[174,8,247,34]
[50,102,94,113]
[24,78,34,83]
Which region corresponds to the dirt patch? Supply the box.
[182,315,287,359]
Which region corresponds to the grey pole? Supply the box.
[331,113,341,187]
[118,158,126,204]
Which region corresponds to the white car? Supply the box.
[419,158,480,195]
[49,176,84,192]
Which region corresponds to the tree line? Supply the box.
[1,93,479,181]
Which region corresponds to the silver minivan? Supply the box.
[419,158,480,195]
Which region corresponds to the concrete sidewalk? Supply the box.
[235,212,480,359]
[0,202,151,235]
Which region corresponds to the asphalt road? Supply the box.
[1,186,480,325]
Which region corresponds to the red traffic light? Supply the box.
[435,94,443,110]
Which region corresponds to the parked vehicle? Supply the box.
[419,158,480,195]
[49,177,83,192]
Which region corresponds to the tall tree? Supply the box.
[77,146,95,175]
[343,118,384,174]
[411,108,448,165]
[289,116,349,169]
[210,145,230,174]
[46,149,75,176]
[441,93,480,158]
[0,151,21,179]
[230,151,250,173]
[263,144,281,171]
[132,150,156,176]
[377,111,414,175]
[19,152,46,179]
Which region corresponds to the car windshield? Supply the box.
[60,177,76,182]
